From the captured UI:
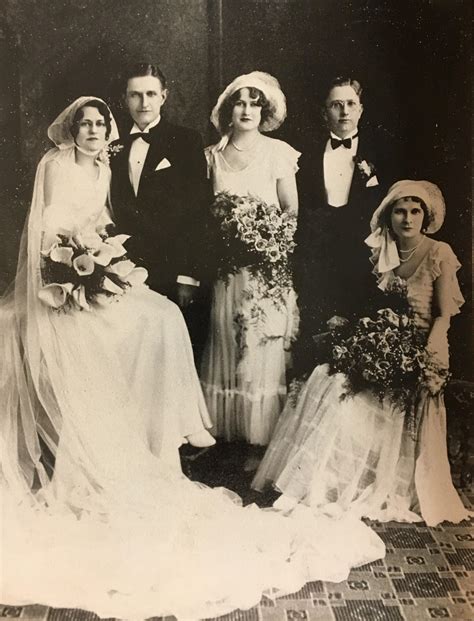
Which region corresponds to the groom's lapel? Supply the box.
[114,140,135,200]
[348,132,371,203]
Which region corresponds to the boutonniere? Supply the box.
[100,143,124,165]
[353,156,379,187]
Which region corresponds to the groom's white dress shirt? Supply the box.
[323,130,359,207]
[128,116,161,195]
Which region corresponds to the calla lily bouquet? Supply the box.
[39,226,148,311]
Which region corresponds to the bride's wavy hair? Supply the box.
[218,87,274,131]
[70,99,113,141]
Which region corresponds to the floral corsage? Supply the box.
[354,155,379,187]
[99,143,124,165]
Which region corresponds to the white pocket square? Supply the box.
[155,158,171,171]
[366,175,379,188]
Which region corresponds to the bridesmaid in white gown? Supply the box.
[0,96,387,620]
[201,72,300,460]
[253,180,472,527]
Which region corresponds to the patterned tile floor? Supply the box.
[2,442,473,621]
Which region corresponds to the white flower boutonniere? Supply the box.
[100,143,124,165]
[354,156,379,187]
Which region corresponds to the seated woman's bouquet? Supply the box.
[210,190,297,304]
[328,278,450,427]
[39,226,148,312]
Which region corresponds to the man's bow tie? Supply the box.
[330,133,358,149]
[129,132,152,144]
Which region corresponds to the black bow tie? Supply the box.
[330,134,358,149]
[129,132,152,144]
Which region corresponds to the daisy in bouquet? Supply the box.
[210,190,297,306]
[39,225,148,312]
[328,278,450,432]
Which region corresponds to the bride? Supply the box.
[0,97,385,620]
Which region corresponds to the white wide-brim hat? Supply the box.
[210,71,287,135]
[370,179,445,235]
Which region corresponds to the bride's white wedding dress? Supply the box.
[0,143,385,620]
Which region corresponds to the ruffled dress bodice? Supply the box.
[387,240,464,330]
[205,137,300,203]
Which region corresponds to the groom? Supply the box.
[294,76,403,373]
[110,63,212,363]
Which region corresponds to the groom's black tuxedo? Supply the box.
[294,127,403,373]
[110,118,213,361]
[110,118,212,293]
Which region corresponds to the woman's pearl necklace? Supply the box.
[230,136,260,152]
[399,236,425,262]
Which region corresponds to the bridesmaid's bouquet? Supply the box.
[39,226,148,312]
[329,300,451,431]
[210,191,297,304]
[329,307,426,402]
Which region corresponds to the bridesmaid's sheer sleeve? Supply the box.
[273,141,301,214]
[272,141,301,180]
[430,242,465,319]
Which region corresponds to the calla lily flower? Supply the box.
[104,234,130,258]
[41,232,61,256]
[50,246,74,266]
[72,285,91,311]
[73,254,95,276]
[109,234,130,246]
[91,243,116,266]
[76,231,103,251]
[38,283,73,308]
[126,267,148,287]
[102,276,125,295]
[105,259,136,279]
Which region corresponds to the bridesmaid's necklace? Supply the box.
[231,135,260,152]
[398,236,425,262]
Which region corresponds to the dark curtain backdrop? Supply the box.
[0,0,471,377]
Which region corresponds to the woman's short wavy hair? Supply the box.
[217,87,273,132]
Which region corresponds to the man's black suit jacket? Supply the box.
[294,127,404,371]
[110,119,212,295]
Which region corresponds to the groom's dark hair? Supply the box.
[123,63,167,90]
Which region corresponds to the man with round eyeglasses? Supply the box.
[293,76,403,375]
